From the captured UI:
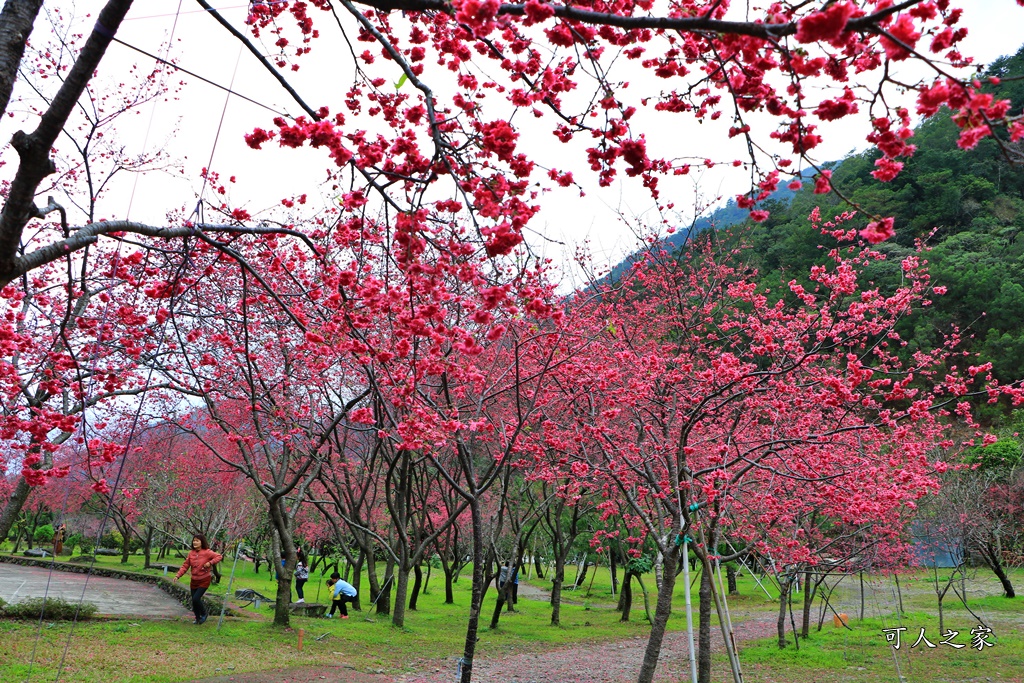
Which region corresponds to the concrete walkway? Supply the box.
[0,563,189,618]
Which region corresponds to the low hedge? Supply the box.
[0,555,237,616]
[2,597,98,621]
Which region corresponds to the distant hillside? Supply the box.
[606,168,820,282]
[606,42,1024,389]
[714,44,1024,386]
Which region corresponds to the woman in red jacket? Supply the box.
[175,534,223,625]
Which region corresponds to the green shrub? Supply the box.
[66,532,84,554]
[99,532,121,549]
[964,437,1023,472]
[626,555,654,574]
[1,597,98,620]
[34,524,55,544]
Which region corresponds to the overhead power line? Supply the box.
[111,36,291,118]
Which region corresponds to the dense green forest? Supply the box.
[709,43,1024,386]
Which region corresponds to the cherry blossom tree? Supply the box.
[1,5,1023,683]
[532,468,599,625]
[0,250,158,544]
[1,0,1022,292]
[0,9,173,542]
[129,421,262,566]
[533,219,1023,683]
[313,432,393,614]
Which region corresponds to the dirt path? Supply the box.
[188,582,776,683]
[396,608,775,683]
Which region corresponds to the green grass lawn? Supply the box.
[1,551,660,682]
[733,568,1024,683]
[2,550,1022,683]
[737,610,1024,683]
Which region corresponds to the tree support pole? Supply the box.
[699,527,742,683]
[716,558,739,660]
[725,540,774,600]
[217,541,243,631]
[681,538,698,683]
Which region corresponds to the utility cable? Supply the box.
[124,0,187,221]
[53,243,195,682]
[25,5,193,676]
[49,23,245,683]
[53,43,247,680]
[110,37,290,118]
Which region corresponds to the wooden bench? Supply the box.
[289,602,327,618]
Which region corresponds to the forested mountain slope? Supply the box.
[676,44,1024,385]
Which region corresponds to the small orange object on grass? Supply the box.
[833,613,849,627]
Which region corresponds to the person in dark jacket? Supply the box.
[175,534,223,624]
[294,549,309,603]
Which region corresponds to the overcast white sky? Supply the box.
[5,0,1024,284]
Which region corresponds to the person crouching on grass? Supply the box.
[326,577,357,619]
[175,534,223,625]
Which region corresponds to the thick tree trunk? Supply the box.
[777,578,790,649]
[619,571,634,622]
[801,570,814,638]
[575,560,589,588]
[458,500,486,683]
[0,0,44,121]
[351,555,364,611]
[550,566,563,625]
[490,581,512,629]
[636,549,678,683]
[365,550,383,612]
[988,553,1016,598]
[392,561,410,626]
[977,541,1016,598]
[552,552,567,606]
[27,508,40,549]
[274,569,293,625]
[0,0,136,286]
[443,564,455,604]
[143,526,154,569]
[268,502,297,627]
[120,522,131,564]
[0,477,31,548]
[533,552,544,580]
[377,559,394,616]
[727,564,738,595]
[698,563,713,683]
